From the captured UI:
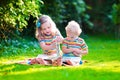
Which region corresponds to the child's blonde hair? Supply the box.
[35,15,59,40]
[65,20,82,36]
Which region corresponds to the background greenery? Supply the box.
[1,0,120,40]
[0,0,120,80]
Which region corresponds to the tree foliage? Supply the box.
[111,1,120,39]
[41,0,93,36]
[0,0,42,41]
[85,0,116,34]
[84,0,120,39]
[112,3,120,25]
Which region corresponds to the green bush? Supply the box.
[0,0,42,41]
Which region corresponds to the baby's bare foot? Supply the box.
[36,58,46,65]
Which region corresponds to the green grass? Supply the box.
[0,35,120,80]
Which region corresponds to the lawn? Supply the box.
[0,34,120,80]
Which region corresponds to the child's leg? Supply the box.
[62,57,80,66]
[20,58,45,65]
[17,58,35,65]
[56,57,62,66]
[52,57,62,66]
[62,57,74,66]
[44,59,52,65]
[35,58,46,65]
[65,60,74,66]
[29,58,38,64]
[36,58,53,65]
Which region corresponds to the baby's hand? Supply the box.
[73,52,80,57]
[55,36,63,43]
[73,48,82,55]
[51,42,56,48]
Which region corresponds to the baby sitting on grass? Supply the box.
[62,20,88,66]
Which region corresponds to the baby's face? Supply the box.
[66,30,77,41]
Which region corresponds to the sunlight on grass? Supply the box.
[0,56,35,65]
[83,60,120,72]
[0,60,120,76]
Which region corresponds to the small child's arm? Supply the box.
[40,42,56,51]
[74,38,88,55]
[73,48,88,56]
[62,46,75,54]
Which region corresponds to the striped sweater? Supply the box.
[62,37,88,57]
